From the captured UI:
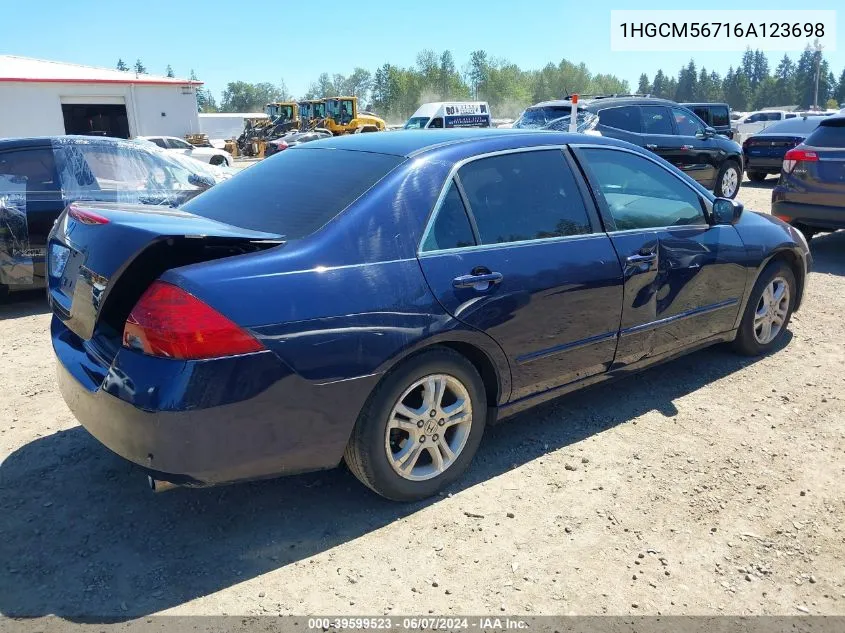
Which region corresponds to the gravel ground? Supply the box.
[1,175,843,619]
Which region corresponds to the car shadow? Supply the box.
[808,230,845,276]
[741,177,777,190]
[0,341,783,620]
[0,290,50,320]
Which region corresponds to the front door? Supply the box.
[417,148,624,401]
[573,146,747,367]
[669,106,720,187]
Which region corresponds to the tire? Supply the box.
[343,348,487,501]
[715,160,741,198]
[209,155,225,166]
[747,171,767,183]
[732,260,796,356]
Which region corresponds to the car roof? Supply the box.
[0,135,134,150]
[293,128,629,158]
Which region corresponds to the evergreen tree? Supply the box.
[637,73,650,94]
[116,59,129,71]
[166,65,174,78]
[773,54,796,106]
[836,68,845,106]
[134,59,146,74]
[651,69,668,98]
[676,60,698,102]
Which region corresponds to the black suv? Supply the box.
[514,96,744,198]
[682,102,734,140]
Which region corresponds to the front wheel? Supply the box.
[343,348,487,501]
[209,155,226,166]
[715,161,741,198]
[732,261,796,356]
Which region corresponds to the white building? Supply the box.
[0,55,201,139]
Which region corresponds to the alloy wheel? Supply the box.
[753,276,790,344]
[384,374,473,482]
[721,166,739,197]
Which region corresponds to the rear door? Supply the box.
[0,144,65,288]
[417,148,624,401]
[573,145,746,365]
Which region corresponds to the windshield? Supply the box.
[403,117,430,130]
[513,105,573,129]
[541,111,599,132]
[314,102,326,118]
[327,99,354,121]
[265,104,294,120]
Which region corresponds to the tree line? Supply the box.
[117,47,845,121]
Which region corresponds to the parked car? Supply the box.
[743,116,825,182]
[48,129,810,501]
[682,102,734,139]
[772,115,845,240]
[530,96,744,198]
[734,110,799,144]
[0,136,222,297]
[264,129,333,156]
[137,135,233,167]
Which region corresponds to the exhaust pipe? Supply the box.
[148,475,178,493]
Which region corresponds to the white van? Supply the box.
[403,102,492,129]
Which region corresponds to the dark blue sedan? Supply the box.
[48,129,811,501]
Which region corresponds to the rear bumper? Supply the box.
[771,198,845,230]
[743,156,783,173]
[52,317,380,486]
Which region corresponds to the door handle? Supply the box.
[681,144,694,151]
[626,253,657,264]
[645,144,658,150]
[452,272,503,289]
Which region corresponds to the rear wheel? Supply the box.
[747,171,767,183]
[343,348,487,501]
[210,155,226,166]
[715,160,741,198]
[732,261,796,356]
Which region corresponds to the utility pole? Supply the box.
[813,38,824,111]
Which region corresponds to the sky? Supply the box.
[1,0,842,102]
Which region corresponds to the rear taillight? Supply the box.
[68,204,110,225]
[783,148,818,174]
[123,281,264,359]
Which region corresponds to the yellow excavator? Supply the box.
[298,99,327,130]
[321,96,386,135]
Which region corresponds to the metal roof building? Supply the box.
[0,55,202,139]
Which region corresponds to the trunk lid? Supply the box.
[48,202,283,343]
[744,135,803,158]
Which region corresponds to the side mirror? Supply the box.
[712,197,743,225]
[697,127,716,139]
[188,173,215,189]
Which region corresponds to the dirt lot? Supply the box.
[1,176,843,619]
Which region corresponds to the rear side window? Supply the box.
[182,148,403,239]
[641,106,673,135]
[805,122,845,148]
[147,138,167,149]
[458,150,592,245]
[710,106,729,127]
[690,107,710,124]
[0,147,60,193]
[421,181,476,251]
[598,106,641,133]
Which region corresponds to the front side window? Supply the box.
[672,108,703,136]
[641,106,673,135]
[598,106,641,133]
[421,181,476,251]
[581,148,706,230]
[428,117,444,129]
[457,150,592,245]
[147,138,167,149]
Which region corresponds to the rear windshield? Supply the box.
[804,120,845,148]
[761,117,823,134]
[182,148,403,239]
